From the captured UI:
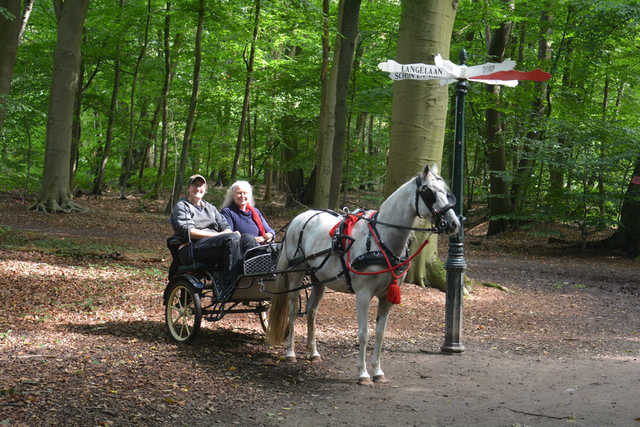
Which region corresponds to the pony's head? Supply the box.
[415,164,460,235]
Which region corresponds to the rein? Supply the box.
[361,216,441,233]
[345,211,429,305]
[346,211,429,278]
[346,233,428,278]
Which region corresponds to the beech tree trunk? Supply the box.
[314,0,361,209]
[167,0,204,212]
[153,2,180,199]
[327,0,361,210]
[69,51,84,190]
[231,0,261,182]
[0,0,33,132]
[92,0,124,196]
[30,0,90,213]
[485,20,514,236]
[384,0,458,288]
[511,6,552,214]
[120,0,151,199]
[307,0,330,206]
[592,157,640,258]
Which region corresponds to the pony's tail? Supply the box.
[265,245,291,345]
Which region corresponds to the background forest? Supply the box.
[1,0,639,254]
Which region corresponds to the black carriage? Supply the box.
[163,239,282,343]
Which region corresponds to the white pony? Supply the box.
[266,163,460,384]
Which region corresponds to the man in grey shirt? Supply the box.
[170,174,257,287]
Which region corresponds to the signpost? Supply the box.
[378,49,551,353]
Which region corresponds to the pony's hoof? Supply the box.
[373,375,388,383]
[357,377,373,386]
[309,355,323,364]
[285,356,297,363]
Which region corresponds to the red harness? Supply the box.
[330,211,429,304]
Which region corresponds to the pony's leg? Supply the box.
[371,298,394,383]
[355,293,374,385]
[306,284,326,363]
[284,272,304,363]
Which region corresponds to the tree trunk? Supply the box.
[511,6,552,215]
[309,0,330,204]
[326,0,361,210]
[340,42,365,206]
[138,100,161,192]
[384,0,458,288]
[315,0,358,209]
[153,3,180,199]
[484,20,514,236]
[92,0,124,196]
[310,0,331,207]
[30,0,90,213]
[120,0,151,199]
[69,47,84,191]
[0,0,33,132]
[231,0,261,182]
[549,68,571,195]
[591,156,640,258]
[247,109,254,179]
[282,116,303,207]
[167,0,204,213]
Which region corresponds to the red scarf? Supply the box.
[244,204,265,236]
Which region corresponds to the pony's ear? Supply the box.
[430,163,438,175]
[422,163,430,177]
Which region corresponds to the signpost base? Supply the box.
[441,241,466,353]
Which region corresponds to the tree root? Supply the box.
[28,199,88,214]
[480,281,516,294]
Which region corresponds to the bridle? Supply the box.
[414,176,457,232]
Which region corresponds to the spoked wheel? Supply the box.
[165,279,202,343]
[256,301,270,332]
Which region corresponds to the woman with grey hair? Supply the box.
[170,174,254,287]
[221,181,275,244]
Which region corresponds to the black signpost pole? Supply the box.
[441,48,468,353]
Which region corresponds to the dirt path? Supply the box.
[1,193,639,426]
[241,349,638,427]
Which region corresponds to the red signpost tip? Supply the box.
[474,68,551,82]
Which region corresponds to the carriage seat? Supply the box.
[167,237,223,280]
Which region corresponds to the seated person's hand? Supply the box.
[255,233,273,244]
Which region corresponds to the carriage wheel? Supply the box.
[256,301,270,333]
[165,279,202,344]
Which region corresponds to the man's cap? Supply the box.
[187,174,206,186]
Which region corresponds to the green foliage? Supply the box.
[446,0,640,239]
[0,0,638,243]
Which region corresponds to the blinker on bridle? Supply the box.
[414,176,457,232]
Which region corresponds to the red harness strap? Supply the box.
[334,211,429,305]
[329,212,364,250]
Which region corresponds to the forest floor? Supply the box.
[0,189,639,427]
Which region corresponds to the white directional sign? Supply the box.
[434,54,516,80]
[378,59,457,81]
[377,54,547,87]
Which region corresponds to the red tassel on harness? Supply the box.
[386,279,401,305]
